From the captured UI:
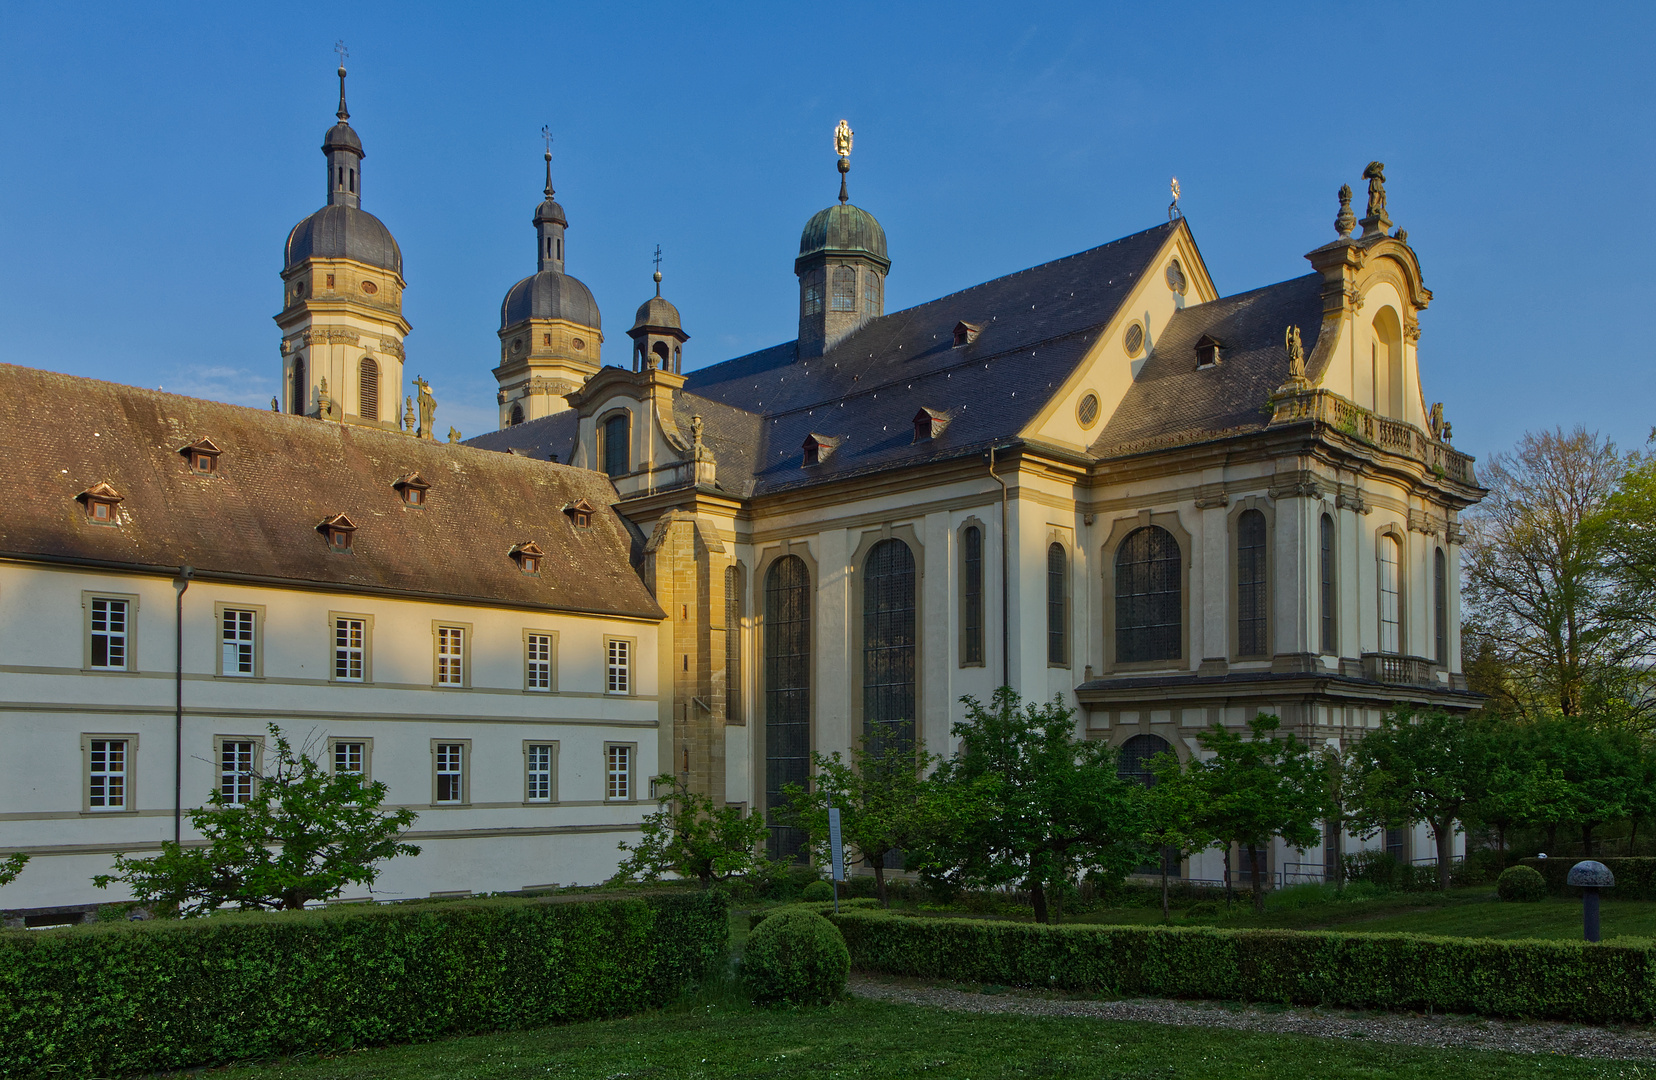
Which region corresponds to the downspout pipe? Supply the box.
[173,566,193,844]
[987,448,1011,691]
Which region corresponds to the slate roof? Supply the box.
[1090,273,1325,458]
[0,365,661,621]
[285,204,402,275]
[464,409,580,464]
[501,269,602,331]
[683,221,1180,496]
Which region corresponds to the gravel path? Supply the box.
[848,973,1656,1061]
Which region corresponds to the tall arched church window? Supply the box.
[1320,514,1336,655]
[864,539,916,756]
[864,271,882,312]
[831,266,857,312]
[801,270,824,317]
[961,526,984,666]
[764,555,811,861]
[291,354,306,415]
[726,563,744,725]
[358,356,380,422]
[1378,534,1402,653]
[602,414,630,478]
[1118,733,1179,876]
[509,402,524,426]
[1434,547,1448,665]
[1115,526,1181,663]
[1047,543,1069,666]
[1236,509,1268,657]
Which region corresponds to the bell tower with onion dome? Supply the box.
[274,49,409,428]
[795,119,890,359]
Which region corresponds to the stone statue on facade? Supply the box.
[271,396,280,413]
[403,395,415,434]
[690,414,714,462]
[415,376,437,440]
[1284,324,1308,386]
[448,426,462,444]
[1364,161,1387,219]
[1429,402,1445,440]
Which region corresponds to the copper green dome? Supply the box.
[796,203,890,272]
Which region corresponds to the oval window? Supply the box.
[1077,392,1100,429]
[1124,322,1145,357]
[573,338,586,351]
[360,280,379,295]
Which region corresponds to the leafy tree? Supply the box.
[781,721,969,907]
[0,852,27,890]
[615,774,771,888]
[1143,752,1215,920]
[1587,441,1656,725]
[923,689,1148,924]
[1465,717,1571,861]
[1187,714,1325,912]
[1525,716,1646,855]
[1347,711,1489,891]
[93,725,419,915]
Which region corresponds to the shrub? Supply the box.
[829,910,1656,1024]
[742,909,849,1006]
[1497,865,1548,902]
[801,880,835,902]
[0,891,727,1078]
[749,898,880,932]
[1183,901,1219,919]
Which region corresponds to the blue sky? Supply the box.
[0,2,1650,458]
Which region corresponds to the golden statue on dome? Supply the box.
[834,119,853,159]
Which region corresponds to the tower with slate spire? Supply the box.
[628,253,689,374]
[795,119,889,358]
[493,131,604,428]
[275,50,409,426]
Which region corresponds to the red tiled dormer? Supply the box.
[77,481,123,526]
[179,437,222,475]
[317,513,357,552]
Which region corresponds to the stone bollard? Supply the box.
[1567,860,1616,942]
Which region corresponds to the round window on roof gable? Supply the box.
[1166,259,1187,295]
[1123,322,1145,357]
[1077,392,1100,429]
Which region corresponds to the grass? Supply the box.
[171,995,1654,1080]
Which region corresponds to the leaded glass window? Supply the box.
[1236,509,1268,657]
[864,539,916,758]
[1379,534,1401,653]
[1434,547,1448,665]
[1114,526,1181,663]
[831,266,857,312]
[1047,543,1068,666]
[602,414,630,478]
[1320,514,1336,655]
[801,269,824,317]
[726,564,743,724]
[962,526,984,665]
[764,555,811,860]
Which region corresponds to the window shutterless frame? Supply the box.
[328,737,372,781]
[214,735,263,804]
[214,602,265,678]
[523,740,559,803]
[523,629,558,692]
[328,612,373,683]
[603,636,635,695]
[432,622,473,688]
[604,742,637,801]
[431,739,471,806]
[83,592,139,672]
[82,733,138,813]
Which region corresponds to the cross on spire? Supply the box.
[652,245,663,296]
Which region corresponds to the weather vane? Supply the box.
[652,244,663,275]
[541,124,553,157]
[1169,176,1182,221]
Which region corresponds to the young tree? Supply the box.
[93,725,419,915]
[1347,710,1489,891]
[615,774,771,888]
[0,852,27,890]
[1526,717,1644,855]
[924,689,1148,924]
[1188,714,1325,912]
[781,721,966,907]
[1143,753,1215,921]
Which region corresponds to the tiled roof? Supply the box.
[1091,273,1326,458]
[0,364,662,621]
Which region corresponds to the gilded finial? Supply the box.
[334,41,349,121]
[1335,184,1356,239]
[1168,176,1182,221]
[834,119,853,204]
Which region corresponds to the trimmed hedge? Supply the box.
[1520,857,1656,900]
[0,890,727,1079]
[1496,865,1547,902]
[749,897,883,931]
[829,910,1656,1023]
[742,910,849,1006]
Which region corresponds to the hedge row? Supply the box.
[829,910,1656,1023]
[1520,857,1656,900]
[749,897,883,931]
[0,890,728,1079]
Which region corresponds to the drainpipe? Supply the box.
[987,449,1011,690]
[173,566,194,844]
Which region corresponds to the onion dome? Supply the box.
[500,141,599,331]
[632,293,682,334]
[797,203,889,270]
[284,61,401,274]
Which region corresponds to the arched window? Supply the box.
[358,356,380,422]
[1434,547,1448,665]
[509,402,524,426]
[764,555,811,861]
[801,269,824,317]
[602,414,630,478]
[290,354,306,415]
[864,271,882,312]
[961,525,984,666]
[1236,509,1268,657]
[1047,543,1068,666]
[864,538,916,756]
[651,341,670,368]
[726,563,744,725]
[1118,733,1179,876]
[831,266,857,312]
[1115,526,1181,664]
[1320,513,1336,655]
[1372,307,1404,419]
[1378,533,1402,654]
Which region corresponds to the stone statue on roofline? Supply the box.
[1360,161,1392,237]
[415,376,437,440]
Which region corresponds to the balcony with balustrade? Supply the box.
[1268,389,1475,486]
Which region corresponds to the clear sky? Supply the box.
[0,2,1650,461]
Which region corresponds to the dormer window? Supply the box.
[180,437,222,475]
[394,473,430,507]
[510,542,545,575]
[564,498,596,529]
[1195,334,1224,369]
[317,513,357,552]
[913,407,950,442]
[78,482,123,526]
[802,433,840,467]
[953,321,982,347]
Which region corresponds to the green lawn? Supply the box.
[182,997,1648,1080]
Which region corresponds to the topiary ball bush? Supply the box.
[742,909,849,1006]
[801,879,835,902]
[1497,864,1547,902]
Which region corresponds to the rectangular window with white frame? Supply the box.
[605,742,635,801]
[330,738,371,781]
[85,593,137,672]
[524,630,557,692]
[217,604,262,677]
[434,623,471,687]
[524,741,558,803]
[605,637,633,695]
[331,613,372,682]
[84,734,135,812]
[433,740,469,805]
[216,737,261,804]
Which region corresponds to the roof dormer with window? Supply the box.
[393,472,430,507]
[180,437,222,475]
[77,481,124,526]
[317,513,357,552]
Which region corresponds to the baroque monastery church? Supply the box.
[0,66,1481,918]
